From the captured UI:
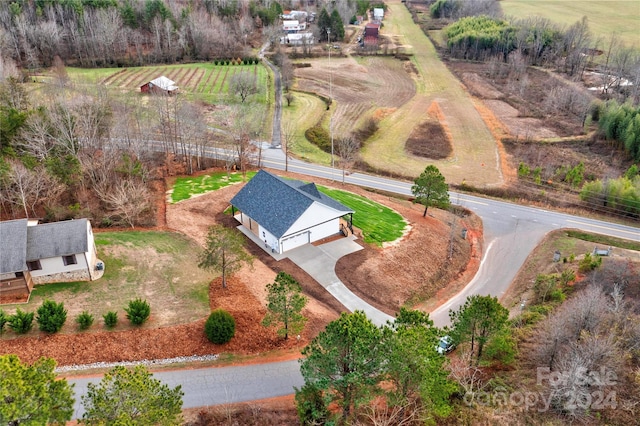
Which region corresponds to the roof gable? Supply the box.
[26,219,88,260]
[0,219,28,274]
[149,76,178,91]
[230,170,353,238]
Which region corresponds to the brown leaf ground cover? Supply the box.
[0,169,479,368]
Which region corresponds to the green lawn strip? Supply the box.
[94,231,190,253]
[67,67,122,84]
[213,66,230,94]
[317,186,406,245]
[361,3,500,185]
[198,67,216,93]
[564,230,640,252]
[205,67,223,93]
[116,67,148,88]
[283,91,332,165]
[189,68,206,92]
[170,171,257,203]
[220,66,238,94]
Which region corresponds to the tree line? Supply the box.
[1,0,260,68]
[0,70,263,224]
[436,7,640,104]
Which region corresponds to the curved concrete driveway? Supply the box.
[286,236,394,326]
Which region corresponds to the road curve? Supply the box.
[65,148,638,418]
[259,148,639,326]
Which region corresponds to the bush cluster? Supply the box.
[213,57,259,66]
[304,126,331,153]
[125,298,151,326]
[0,310,7,333]
[204,309,236,344]
[36,300,67,333]
[103,311,118,328]
[8,309,34,334]
[76,311,94,330]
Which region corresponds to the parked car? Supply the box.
[437,335,455,354]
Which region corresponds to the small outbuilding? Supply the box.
[140,76,179,95]
[230,170,354,254]
[373,7,384,21]
[363,22,380,46]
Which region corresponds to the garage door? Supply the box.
[281,231,310,252]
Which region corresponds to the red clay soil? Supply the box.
[0,169,480,369]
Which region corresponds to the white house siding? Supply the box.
[30,254,90,284]
[280,231,310,252]
[283,202,344,245]
[258,226,280,254]
[85,222,101,280]
[308,218,341,243]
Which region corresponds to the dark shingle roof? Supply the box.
[230,170,353,238]
[0,219,28,274]
[26,219,88,260]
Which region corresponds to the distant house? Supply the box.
[282,10,308,21]
[230,170,354,254]
[0,219,101,302]
[364,22,380,46]
[373,7,384,21]
[280,32,315,45]
[140,76,179,95]
[283,20,307,33]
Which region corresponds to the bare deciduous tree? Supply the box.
[98,178,152,228]
[229,71,259,103]
[335,135,359,183]
[280,119,297,172]
[0,162,63,217]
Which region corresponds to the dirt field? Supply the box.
[291,1,504,187]
[293,56,416,139]
[0,169,479,368]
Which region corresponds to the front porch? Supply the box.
[0,273,33,304]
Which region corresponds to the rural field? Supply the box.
[67,62,270,104]
[500,0,640,48]
[291,0,504,187]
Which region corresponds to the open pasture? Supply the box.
[69,62,269,103]
[500,0,640,48]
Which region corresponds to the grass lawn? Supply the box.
[359,2,501,186]
[170,171,257,203]
[283,91,331,165]
[169,171,407,245]
[317,186,407,245]
[500,0,640,48]
[9,231,213,333]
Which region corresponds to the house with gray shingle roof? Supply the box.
[230,170,354,254]
[0,218,101,302]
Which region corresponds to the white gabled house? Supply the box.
[0,218,102,302]
[230,170,354,254]
[283,20,307,33]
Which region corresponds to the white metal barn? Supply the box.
[230,170,354,254]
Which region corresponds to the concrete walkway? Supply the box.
[236,224,394,326]
[286,238,394,326]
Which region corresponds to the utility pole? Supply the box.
[327,28,334,176]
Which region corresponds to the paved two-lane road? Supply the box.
[68,147,638,418]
